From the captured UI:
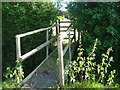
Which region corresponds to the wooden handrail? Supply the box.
[20,34,60,62]
[16,19,75,87]
[16,24,59,38]
[63,35,74,56]
[57,24,73,86]
[16,24,60,62]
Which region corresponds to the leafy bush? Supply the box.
[65,39,117,86]
[3,60,24,88]
[3,60,24,83]
[2,2,58,77]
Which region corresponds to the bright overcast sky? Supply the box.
[52,0,68,11]
[60,2,67,11]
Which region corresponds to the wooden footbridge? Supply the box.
[16,19,78,88]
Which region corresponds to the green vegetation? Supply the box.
[2,2,58,76]
[66,2,120,85]
[2,2,58,88]
[2,1,120,89]
[3,60,24,88]
[63,81,119,88]
[65,38,119,88]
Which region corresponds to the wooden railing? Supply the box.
[16,24,60,62]
[16,20,77,87]
[57,26,75,86]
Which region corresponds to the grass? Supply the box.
[2,79,17,88]
[62,81,120,88]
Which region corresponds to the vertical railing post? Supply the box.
[78,31,80,45]
[58,19,60,33]
[16,36,21,61]
[57,35,64,86]
[46,29,49,57]
[74,28,76,42]
[79,32,82,44]
[68,29,72,61]
[56,20,59,34]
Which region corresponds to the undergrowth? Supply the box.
[65,38,119,88]
[63,80,119,88]
[2,60,24,88]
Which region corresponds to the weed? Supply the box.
[3,60,24,88]
[65,38,117,86]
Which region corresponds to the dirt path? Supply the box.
[23,49,59,88]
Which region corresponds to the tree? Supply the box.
[67,2,120,83]
[2,2,58,77]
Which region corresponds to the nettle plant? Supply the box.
[4,60,24,84]
[65,38,116,85]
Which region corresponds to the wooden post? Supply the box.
[57,35,64,86]
[68,30,72,61]
[79,32,82,45]
[56,20,59,34]
[46,30,49,57]
[78,31,80,45]
[16,36,21,61]
[58,19,60,33]
[74,29,76,42]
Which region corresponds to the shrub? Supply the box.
[65,38,117,86]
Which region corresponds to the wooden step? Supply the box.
[60,33,74,37]
[60,23,71,26]
[60,20,71,23]
[60,29,74,32]
[60,26,69,28]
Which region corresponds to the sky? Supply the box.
[52,0,68,11]
[60,2,68,11]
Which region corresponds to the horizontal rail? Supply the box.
[20,34,60,62]
[63,44,69,56]
[63,35,74,56]
[16,24,59,38]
